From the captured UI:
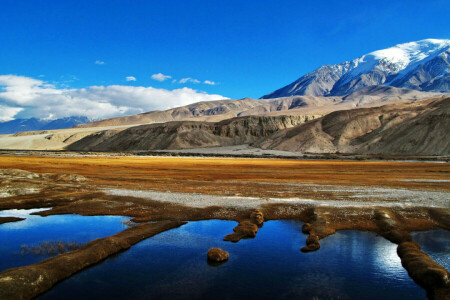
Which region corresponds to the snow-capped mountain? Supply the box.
[0,116,90,134]
[261,39,450,98]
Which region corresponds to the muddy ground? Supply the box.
[0,155,448,299]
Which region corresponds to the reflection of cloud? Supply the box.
[0,212,129,231]
[0,208,50,218]
[370,233,405,275]
[146,220,236,248]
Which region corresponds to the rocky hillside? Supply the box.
[68,115,318,151]
[74,86,441,129]
[255,97,450,156]
[68,96,450,156]
[262,39,450,98]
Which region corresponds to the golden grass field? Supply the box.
[0,155,448,197]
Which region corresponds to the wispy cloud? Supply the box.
[0,75,228,121]
[126,76,136,81]
[204,80,216,85]
[151,73,171,82]
[179,77,200,84]
[95,60,105,65]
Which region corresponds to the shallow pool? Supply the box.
[39,220,431,299]
[0,209,130,272]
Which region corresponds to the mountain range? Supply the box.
[261,39,450,98]
[0,116,90,134]
[0,39,449,156]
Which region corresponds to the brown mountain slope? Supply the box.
[255,97,450,156]
[75,87,443,128]
[68,115,317,151]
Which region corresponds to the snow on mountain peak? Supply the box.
[350,39,449,76]
[261,39,450,99]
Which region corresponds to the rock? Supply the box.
[250,209,264,225]
[207,248,229,262]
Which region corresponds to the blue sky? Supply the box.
[0,0,449,120]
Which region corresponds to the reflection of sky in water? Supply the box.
[0,210,130,272]
[40,220,428,300]
[411,229,450,270]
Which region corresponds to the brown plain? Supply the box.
[0,155,448,197]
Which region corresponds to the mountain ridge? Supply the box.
[0,116,90,134]
[262,39,450,98]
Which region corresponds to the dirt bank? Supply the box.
[0,217,24,224]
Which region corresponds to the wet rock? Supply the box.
[207,248,229,263]
[250,209,264,226]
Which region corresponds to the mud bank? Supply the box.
[0,217,24,224]
[224,209,264,242]
[398,241,450,299]
[0,220,185,300]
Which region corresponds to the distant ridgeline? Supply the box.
[0,116,90,134]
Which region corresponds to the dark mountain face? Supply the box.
[0,116,90,134]
[262,39,450,99]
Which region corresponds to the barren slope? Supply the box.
[75,87,441,128]
[256,97,450,156]
[68,115,317,151]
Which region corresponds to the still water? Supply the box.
[411,229,450,270]
[39,220,435,300]
[0,209,130,272]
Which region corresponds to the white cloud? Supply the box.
[151,73,171,82]
[0,75,228,121]
[126,76,136,81]
[204,80,216,85]
[95,60,105,65]
[179,77,200,84]
[0,104,23,122]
